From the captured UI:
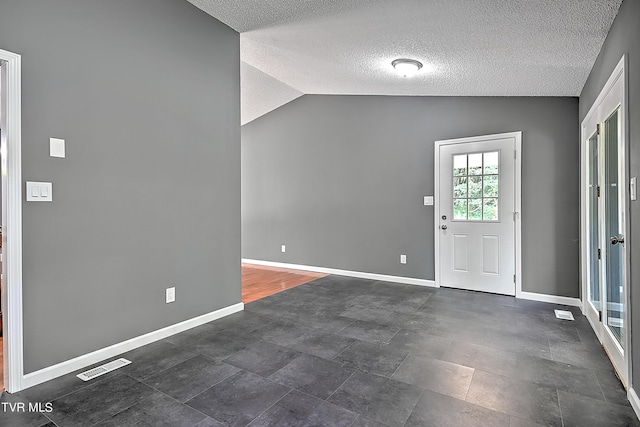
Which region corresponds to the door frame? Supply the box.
[0,48,24,393]
[580,54,630,387]
[434,131,522,295]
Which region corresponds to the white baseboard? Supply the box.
[629,387,640,420]
[21,302,244,390]
[242,259,436,288]
[518,291,582,307]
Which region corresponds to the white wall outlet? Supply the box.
[166,287,176,304]
[50,137,66,158]
[281,245,286,253]
[424,196,434,206]
[400,254,407,264]
[26,182,53,201]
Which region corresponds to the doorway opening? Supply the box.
[1,47,24,393]
[241,262,327,303]
[580,55,630,387]
[434,131,522,296]
[1,55,6,392]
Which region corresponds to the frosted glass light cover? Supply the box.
[392,59,423,77]
[394,63,418,76]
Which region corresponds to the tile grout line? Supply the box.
[388,350,411,379]
[463,368,476,402]
[385,326,403,346]
[331,340,357,362]
[557,389,565,427]
[325,369,357,403]
[42,411,58,426]
[402,387,425,427]
[136,352,201,383]
[592,366,609,403]
[87,377,158,427]
[181,372,240,412]
[141,359,241,404]
[244,387,295,426]
[139,378,219,424]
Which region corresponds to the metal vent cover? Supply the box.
[76,358,131,382]
[554,310,575,321]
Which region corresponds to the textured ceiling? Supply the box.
[188,0,622,122]
[241,61,303,125]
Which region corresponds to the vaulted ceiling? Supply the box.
[188,0,623,124]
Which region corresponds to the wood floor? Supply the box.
[0,336,4,392]
[242,263,327,303]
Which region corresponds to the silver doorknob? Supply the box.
[611,235,625,245]
[441,225,448,230]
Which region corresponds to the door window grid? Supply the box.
[453,151,499,221]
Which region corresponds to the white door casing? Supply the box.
[435,132,522,296]
[0,48,24,393]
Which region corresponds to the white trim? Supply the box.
[514,134,523,298]
[433,131,522,296]
[21,303,244,390]
[518,291,582,308]
[242,259,436,288]
[628,388,640,421]
[622,53,632,392]
[0,48,24,393]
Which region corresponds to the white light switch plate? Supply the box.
[631,177,637,201]
[26,182,53,201]
[400,254,407,264]
[50,138,66,158]
[424,196,434,206]
[166,287,176,304]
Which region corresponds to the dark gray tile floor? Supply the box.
[1,275,638,426]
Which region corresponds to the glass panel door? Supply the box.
[581,56,627,386]
[587,132,600,313]
[604,108,624,348]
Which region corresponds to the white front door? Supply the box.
[435,132,520,296]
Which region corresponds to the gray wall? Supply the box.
[0,0,240,373]
[242,95,579,297]
[580,0,640,390]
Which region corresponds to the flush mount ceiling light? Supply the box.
[391,58,422,77]
[391,58,423,77]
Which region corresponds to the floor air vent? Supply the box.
[77,358,131,381]
[554,310,575,321]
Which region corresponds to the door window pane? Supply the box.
[453,155,467,176]
[469,153,483,175]
[468,198,482,220]
[469,176,482,198]
[587,132,600,311]
[451,150,500,221]
[484,152,499,174]
[453,177,468,198]
[604,108,624,348]
[483,198,498,220]
[454,199,467,220]
[483,175,499,197]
